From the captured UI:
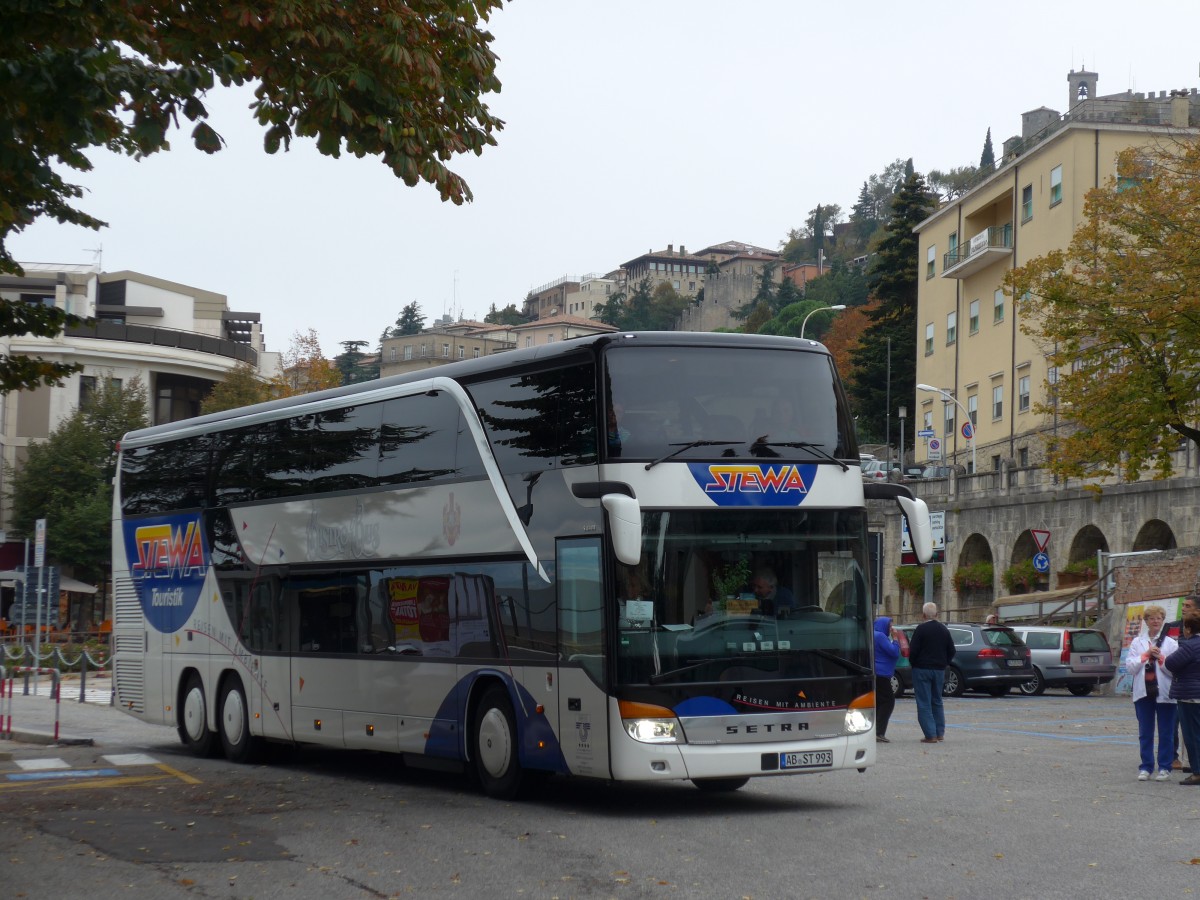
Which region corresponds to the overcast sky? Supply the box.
[11,1,1200,356]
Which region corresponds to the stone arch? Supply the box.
[1133,519,1177,551]
[1066,525,1109,566]
[953,532,995,618]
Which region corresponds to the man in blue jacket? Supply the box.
[908,602,956,743]
[874,616,901,742]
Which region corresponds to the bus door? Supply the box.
[556,538,611,779]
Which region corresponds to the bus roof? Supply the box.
[122,331,833,445]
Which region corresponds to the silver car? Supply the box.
[1011,626,1116,696]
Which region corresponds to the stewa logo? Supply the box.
[123,514,209,633]
[687,463,819,507]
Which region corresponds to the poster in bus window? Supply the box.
[387,577,421,641]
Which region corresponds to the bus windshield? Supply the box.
[604,345,853,462]
[613,508,871,686]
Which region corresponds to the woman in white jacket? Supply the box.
[1126,605,1178,781]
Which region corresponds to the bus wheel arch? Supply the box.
[177,669,218,757]
[471,680,525,799]
[217,672,260,764]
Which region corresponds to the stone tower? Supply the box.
[1067,68,1098,108]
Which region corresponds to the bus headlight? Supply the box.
[845,692,876,734]
[618,700,682,744]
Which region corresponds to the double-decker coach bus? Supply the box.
[112,332,931,798]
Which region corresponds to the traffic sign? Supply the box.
[1031,529,1050,552]
[1032,552,1050,574]
[917,428,935,438]
[961,421,974,440]
[902,510,946,565]
[928,437,942,461]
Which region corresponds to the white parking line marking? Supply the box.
[16,758,70,771]
[102,753,159,766]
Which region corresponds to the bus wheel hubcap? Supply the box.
[479,709,512,777]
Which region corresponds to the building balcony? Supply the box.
[64,321,258,365]
[942,224,1013,279]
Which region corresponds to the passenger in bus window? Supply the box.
[617,566,653,629]
[751,567,795,617]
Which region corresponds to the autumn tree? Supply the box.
[271,329,341,396]
[1,0,502,392]
[200,363,270,414]
[7,376,148,583]
[1004,140,1200,482]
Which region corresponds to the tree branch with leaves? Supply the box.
[1005,140,1200,483]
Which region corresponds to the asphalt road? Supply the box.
[1,687,1197,899]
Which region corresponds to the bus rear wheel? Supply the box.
[692,777,749,793]
[178,673,217,757]
[474,685,524,799]
[218,677,259,763]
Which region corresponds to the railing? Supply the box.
[943,223,1012,270]
[1,640,112,704]
[64,321,258,365]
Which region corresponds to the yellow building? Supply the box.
[914,70,1199,474]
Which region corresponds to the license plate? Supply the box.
[780,750,833,769]
[1006,658,1025,667]
[1080,656,1098,663]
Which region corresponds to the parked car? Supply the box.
[894,622,1032,697]
[889,625,912,697]
[902,465,927,480]
[862,460,899,481]
[921,464,966,480]
[943,624,1034,696]
[1010,625,1116,695]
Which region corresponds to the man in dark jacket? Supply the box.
[908,602,956,743]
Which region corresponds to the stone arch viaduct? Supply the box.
[874,465,1200,622]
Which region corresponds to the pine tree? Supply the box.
[847,171,937,443]
[980,128,995,171]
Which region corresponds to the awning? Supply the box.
[0,570,98,594]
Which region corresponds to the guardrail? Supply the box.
[1,667,62,740]
[1,642,112,704]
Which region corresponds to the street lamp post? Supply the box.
[799,304,846,340]
[917,383,976,474]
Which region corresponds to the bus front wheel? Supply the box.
[178,673,217,757]
[474,685,524,799]
[218,677,259,764]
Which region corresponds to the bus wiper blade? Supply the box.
[752,440,849,471]
[644,440,739,471]
[805,648,872,676]
[648,654,762,684]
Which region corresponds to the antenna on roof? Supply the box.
[84,243,102,271]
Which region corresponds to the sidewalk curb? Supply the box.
[4,729,95,747]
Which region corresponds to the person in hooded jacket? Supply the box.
[1165,612,1200,786]
[873,615,901,743]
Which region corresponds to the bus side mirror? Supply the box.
[896,495,934,565]
[602,494,643,566]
